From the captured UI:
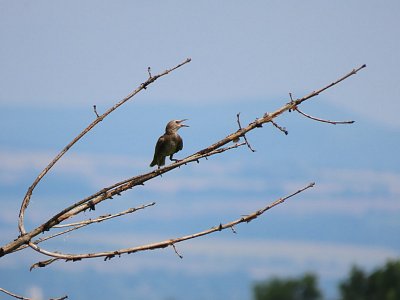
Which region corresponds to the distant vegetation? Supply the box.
[253,259,400,300]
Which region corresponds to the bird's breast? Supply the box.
[162,133,182,155]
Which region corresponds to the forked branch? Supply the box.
[0,58,191,257]
[30,182,315,268]
[0,62,366,263]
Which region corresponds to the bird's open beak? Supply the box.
[177,119,189,127]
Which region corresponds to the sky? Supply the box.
[1,1,400,300]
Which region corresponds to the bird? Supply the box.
[150,119,189,168]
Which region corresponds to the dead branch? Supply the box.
[0,288,30,300]
[12,203,156,254]
[0,63,366,262]
[53,202,156,228]
[17,58,191,236]
[0,288,67,300]
[93,105,100,118]
[265,113,289,135]
[0,58,191,257]
[295,107,355,124]
[236,113,256,151]
[172,244,183,259]
[30,182,315,268]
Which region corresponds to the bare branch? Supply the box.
[12,203,155,254]
[17,58,191,237]
[0,288,67,300]
[54,202,156,228]
[172,244,183,259]
[292,64,366,106]
[0,64,365,259]
[29,182,314,267]
[0,288,30,300]
[30,258,59,271]
[295,107,355,125]
[93,105,100,118]
[264,113,289,135]
[0,58,191,257]
[236,113,256,152]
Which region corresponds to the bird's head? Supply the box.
[165,119,189,133]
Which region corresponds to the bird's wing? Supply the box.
[176,134,183,152]
[155,135,167,154]
[150,136,167,167]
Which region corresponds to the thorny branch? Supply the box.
[0,62,366,267]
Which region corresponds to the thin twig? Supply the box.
[290,90,355,124]
[236,113,256,152]
[0,288,30,300]
[292,64,366,106]
[93,105,100,118]
[264,112,288,135]
[295,107,355,125]
[0,288,67,300]
[54,202,156,228]
[172,244,183,259]
[30,258,59,271]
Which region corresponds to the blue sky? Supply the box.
[1,1,399,300]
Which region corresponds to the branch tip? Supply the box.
[172,244,183,259]
[270,119,289,135]
[93,105,100,118]
[295,107,355,125]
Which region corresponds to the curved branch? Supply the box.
[30,182,315,268]
[0,288,67,300]
[0,64,365,258]
[17,58,191,237]
[295,107,355,124]
[0,288,30,300]
[0,58,191,256]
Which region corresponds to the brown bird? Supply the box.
[150,119,189,168]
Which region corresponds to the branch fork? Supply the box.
[0,61,366,275]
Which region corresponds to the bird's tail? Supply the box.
[150,156,165,168]
[150,159,156,167]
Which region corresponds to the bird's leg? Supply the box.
[169,154,180,162]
